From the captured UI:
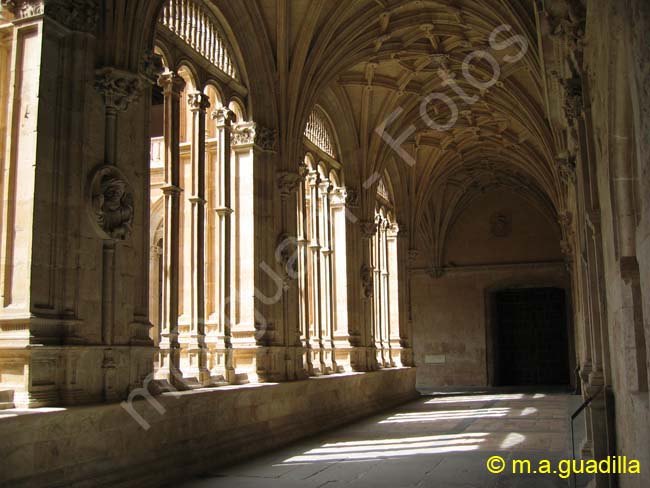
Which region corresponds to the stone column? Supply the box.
[396,225,413,366]
[296,167,314,375]
[208,107,234,384]
[181,91,210,385]
[573,80,615,482]
[0,2,163,406]
[307,169,325,373]
[359,220,379,371]
[330,186,352,370]
[229,122,282,382]
[380,218,392,366]
[319,177,337,373]
[277,170,308,380]
[94,67,144,402]
[155,70,186,388]
[148,244,162,348]
[372,215,385,366]
[386,222,400,367]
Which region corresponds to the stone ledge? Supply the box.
[0,367,417,488]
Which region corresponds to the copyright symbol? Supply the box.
[487,455,506,474]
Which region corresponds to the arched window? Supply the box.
[297,143,350,375]
[149,5,246,386]
[304,107,337,159]
[159,0,240,81]
[369,178,401,367]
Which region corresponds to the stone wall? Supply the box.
[412,264,570,390]
[579,1,650,486]
[0,368,417,488]
[411,189,570,390]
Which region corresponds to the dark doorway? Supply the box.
[494,287,569,386]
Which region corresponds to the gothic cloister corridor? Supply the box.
[182,391,587,488]
[1,0,650,486]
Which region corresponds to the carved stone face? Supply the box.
[89,166,134,240]
[101,177,126,212]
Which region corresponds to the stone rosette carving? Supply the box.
[231,122,278,152]
[360,264,373,298]
[87,165,134,240]
[95,67,143,112]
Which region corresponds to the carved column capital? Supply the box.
[306,168,321,187]
[211,107,235,127]
[140,50,164,85]
[330,186,348,206]
[276,171,301,200]
[318,179,333,195]
[4,1,99,31]
[359,220,377,239]
[231,122,278,152]
[2,1,42,20]
[297,160,309,179]
[556,153,577,184]
[157,70,186,95]
[396,222,408,239]
[387,222,400,238]
[95,67,143,112]
[544,3,585,53]
[187,91,210,113]
[49,0,98,31]
[560,74,583,124]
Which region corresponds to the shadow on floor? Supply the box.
[181,390,593,488]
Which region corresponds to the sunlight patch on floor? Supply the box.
[425,393,525,404]
[281,434,487,463]
[379,407,510,423]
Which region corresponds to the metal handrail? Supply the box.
[570,385,604,488]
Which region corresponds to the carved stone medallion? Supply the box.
[490,211,511,238]
[87,165,134,240]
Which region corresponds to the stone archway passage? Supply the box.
[494,288,570,387]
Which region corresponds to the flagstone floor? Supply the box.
[181,390,590,487]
